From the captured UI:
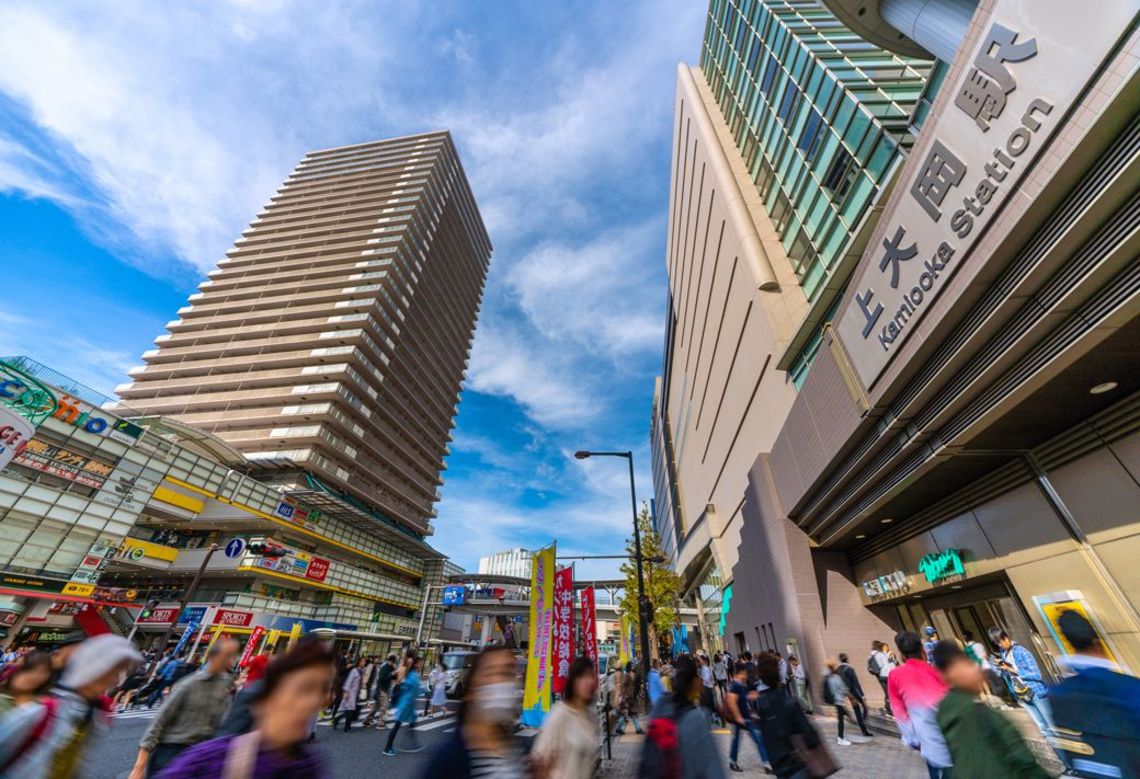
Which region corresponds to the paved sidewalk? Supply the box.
[601,716,932,778]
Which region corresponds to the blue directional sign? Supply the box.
[224,538,246,558]
[441,585,466,606]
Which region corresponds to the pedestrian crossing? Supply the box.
[318,711,457,731]
[112,708,161,721]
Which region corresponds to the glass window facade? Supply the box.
[701,0,934,374]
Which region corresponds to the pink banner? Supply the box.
[580,586,598,668]
[551,567,574,694]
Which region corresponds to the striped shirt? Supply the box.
[469,749,526,779]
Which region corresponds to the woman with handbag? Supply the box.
[158,639,334,778]
[752,653,837,779]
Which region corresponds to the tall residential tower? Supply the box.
[119,132,491,538]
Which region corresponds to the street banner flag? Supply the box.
[580,586,598,668]
[240,625,266,667]
[619,614,631,667]
[266,629,281,648]
[522,545,555,726]
[173,620,198,657]
[288,621,302,646]
[552,566,574,694]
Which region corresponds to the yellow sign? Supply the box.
[522,545,555,727]
[288,622,302,645]
[117,538,179,564]
[1034,591,1122,669]
[62,583,95,597]
[619,615,631,667]
[266,629,281,648]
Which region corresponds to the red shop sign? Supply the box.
[213,609,254,628]
[305,557,330,582]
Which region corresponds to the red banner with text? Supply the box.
[551,567,574,694]
[580,585,598,669]
[240,625,266,668]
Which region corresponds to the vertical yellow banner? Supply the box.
[522,545,555,727]
[619,614,631,667]
[288,622,302,646]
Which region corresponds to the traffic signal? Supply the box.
[139,598,159,620]
[247,542,288,558]
[638,596,654,626]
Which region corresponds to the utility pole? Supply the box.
[153,543,218,652]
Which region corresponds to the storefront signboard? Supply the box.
[243,539,330,584]
[115,538,178,569]
[0,406,35,470]
[93,462,159,515]
[13,438,115,488]
[1,573,75,595]
[835,0,1140,390]
[0,375,141,446]
[918,549,965,584]
[0,610,19,626]
[861,570,911,599]
[273,497,323,529]
[213,609,254,628]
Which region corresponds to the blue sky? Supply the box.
[0,0,704,579]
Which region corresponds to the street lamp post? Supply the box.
[574,450,652,702]
[153,543,219,653]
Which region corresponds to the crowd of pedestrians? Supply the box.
[0,609,1136,778]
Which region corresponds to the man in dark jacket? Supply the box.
[836,653,873,737]
[1051,610,1140,778]
[363,654,397,729]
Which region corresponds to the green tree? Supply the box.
[619,502,681,658]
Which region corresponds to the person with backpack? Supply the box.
[726,665,770,773]
[0,635,143,778]
[752,652,831,779]
[868,641,895,716]
[640,654,726,779]
[835,654,873,738]
[822,661,856,747]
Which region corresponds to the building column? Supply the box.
[879,0,978,62]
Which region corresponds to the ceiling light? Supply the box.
[880,518,893,524]
[855,534,866,539]
[1090,381,1118,395]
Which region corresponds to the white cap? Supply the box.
[59,635,144,690]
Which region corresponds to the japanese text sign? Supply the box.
[551,567,574,695]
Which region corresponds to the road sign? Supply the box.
[442,585,466,606]
[224,538,246,559]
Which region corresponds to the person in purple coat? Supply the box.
[158,640,335,779]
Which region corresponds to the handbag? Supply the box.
[790,730,840,778]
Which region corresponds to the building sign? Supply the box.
[241,539,330,584]
[115,538,179,569]
[0,610,19,627]
[14,438,115,488]
[835,0,1139,389]
[862,570,911,599]
[0,406,35,471]
[92,462,159,515]
[918,549,965,584]
[273,497,323,529]
[441,585,466,606]
[0,376,140,446]
[0,573,75,595]
[136,607,180,625]
[213,609,254,628]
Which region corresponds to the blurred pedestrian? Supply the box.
[362,654,397,729]
[699,655,719,727]
[46,632,85,687]
[1051,609,1140,777]
[823,660,856,747]
[922,627,940,665]
[333,656,364,732]
[648,658,665,707]
[836,653,873,737]
[867,641,893,716]
[753,652,832,779]
[989,628,1056,746]
[128,638,240,778]
[419,646,526,777]
[787,656,811,714]
[726,664,770,773]
[383,656,424,755]
[216,643,285,738]
[533,656,598,779]
[427,660,447,717]
[932,641,1045,778]
[0,651,52,716]
[157,639,334,778]
[615,662,644,735]
[713,652,729,700]
[888,631,951,778]
[640,654,726,779]
[0,634,142,778]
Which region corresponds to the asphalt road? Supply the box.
[83,696,459,778]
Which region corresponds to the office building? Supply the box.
[716,0,1140,700]
[651,0,934,651]
[118,132,492,538]
[477,548,532,580]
